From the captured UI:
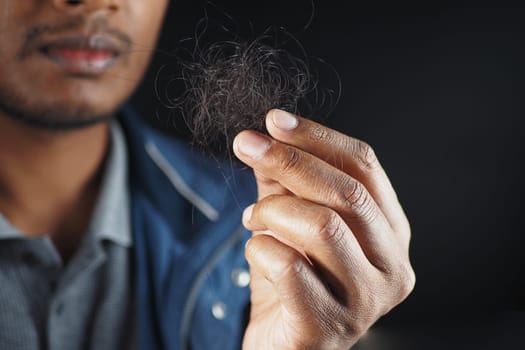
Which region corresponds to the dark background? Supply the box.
[131,1,524,348]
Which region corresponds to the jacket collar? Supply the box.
[118,105,255,224]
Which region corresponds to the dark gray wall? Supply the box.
[131,0,524,346]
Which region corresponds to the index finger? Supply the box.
[265,109,410,241]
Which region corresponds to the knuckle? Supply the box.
[331,286,385,340]
[338,180,377,224]
[314,210,346,245]
[386,262,416,303]
[341,180,367,209]
[355,140,379,171]
[323,322,359,348]
[310,124,332,143]
[397,264,416,301]
[277,254,307,284]
[360,289,384,321]
[342,307,372,338]
[397,215,412,240]
[348,275,389,323]
[279,146,301,174]
[309,304,361,348]
[331,314,361,340]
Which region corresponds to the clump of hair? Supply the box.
[160,24,339,157]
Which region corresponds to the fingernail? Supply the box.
[244,237,252,251]
[242,204,254,223]
[236,133,271,160]
[272,109,298,131]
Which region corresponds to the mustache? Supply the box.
[18,16,132,59]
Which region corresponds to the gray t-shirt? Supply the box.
[0,120,136,349]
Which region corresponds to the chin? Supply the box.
[0,95,115,131]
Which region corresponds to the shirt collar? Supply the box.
[86,119,132,247]
[0,215,18,239]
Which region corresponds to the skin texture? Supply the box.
[0,0,167,127]
[0,0,415,347]
[0,0,168,260]
[234,109,415,349]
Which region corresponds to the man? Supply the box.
[0,1,414,349]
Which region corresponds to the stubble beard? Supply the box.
[0,86,113,131]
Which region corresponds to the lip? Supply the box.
[38,34,128,76]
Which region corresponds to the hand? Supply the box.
[233,109,415,350]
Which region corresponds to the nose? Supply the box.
[52,0,120,12]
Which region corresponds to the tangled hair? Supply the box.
[160,24,339,157]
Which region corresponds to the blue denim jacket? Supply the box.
[120,107,256,350]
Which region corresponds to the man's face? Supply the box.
[0,0,168,129]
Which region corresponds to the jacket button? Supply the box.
[231,268,250,288]
[211,301,227,320]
